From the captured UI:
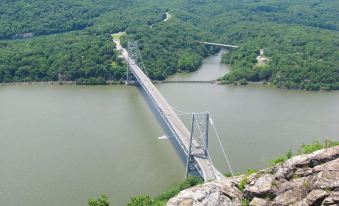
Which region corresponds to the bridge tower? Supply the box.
[126,41,148,84]
[186,112,214,179]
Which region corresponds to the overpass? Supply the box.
[197,41,239,49]
[113,39,225,181]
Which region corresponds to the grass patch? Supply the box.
[297,139,339,155]
[241,198,250,206]
[224,172,233,177]
[239,176,249,191]
[111,32,126,40]
[155,176,203,203]
[270,149,292,165]
[270,139,338,166]
[126,176,203,206]
[246,168,257,175]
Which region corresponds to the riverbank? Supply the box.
[0,80,124,86]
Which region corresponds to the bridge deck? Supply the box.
[114,39,224,181]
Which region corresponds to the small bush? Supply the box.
[155,176,203,202]
[224,172,233,177]
[303,179,311,190]
[241,198,250,206]
[127,196,158,206]
[239,176,249,191]
[88,195,109,206]
[270,149,293,165]
[270,155,287,165]
[247,168,256,175]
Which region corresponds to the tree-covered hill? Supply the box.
[0,0,338,90]
[0,0,135,39]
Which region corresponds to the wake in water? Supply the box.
[157,135,168,140]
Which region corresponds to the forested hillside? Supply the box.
[0,0,338,90]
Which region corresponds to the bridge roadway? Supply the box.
[114,39,225,181]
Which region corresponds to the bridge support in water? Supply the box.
[186,112,212,178]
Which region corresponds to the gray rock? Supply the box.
[321,191,339,205]
[244,174,275,198]
[311,158,339,190]
[304,189,329,205]
[166,180,242,206]
[271,187,307,206]
[249,197,269,206]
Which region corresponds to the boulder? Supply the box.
[244,174,275,198]
[304,189,329,205]
[166,180,242,206]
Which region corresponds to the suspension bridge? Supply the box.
[113,39,232,182]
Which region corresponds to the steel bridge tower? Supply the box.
[186,112,214,179]
[126,41,148,84]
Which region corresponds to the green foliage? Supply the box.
[127,196,159,206]
[270,139,338,166]
[241,198,250,206]
[88,195,109,206]
[270,155,287,165]
[224,172,233,177]
[0,0,132,40]
[0,0,338,88]
[177,52,203,72]
[270,149,293,165]
[297,139,339,155]
[246,169,257,175]
[303,179,311,190]
[286,149,292,159]
[154,176,203,203]
[126,176,203,206]
[239,176,249,191]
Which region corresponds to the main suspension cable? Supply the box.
[209,117,234,176]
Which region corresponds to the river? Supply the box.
[0,50,338,206]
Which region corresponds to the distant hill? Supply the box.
[0,0,338,90]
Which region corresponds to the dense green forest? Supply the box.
[0,0,338,90]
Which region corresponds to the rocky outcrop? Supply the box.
[167,146,339,206]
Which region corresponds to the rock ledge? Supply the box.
[167,146,339,206]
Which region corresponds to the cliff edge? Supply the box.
[167,146,339,206]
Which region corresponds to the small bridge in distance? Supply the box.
[197,41,239,49]
[155,80,216,84]
[113,39,230,182]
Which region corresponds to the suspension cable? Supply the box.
[171,106,193,116]
[209,117,234,176]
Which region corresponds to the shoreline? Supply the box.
[0,80,125,86]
